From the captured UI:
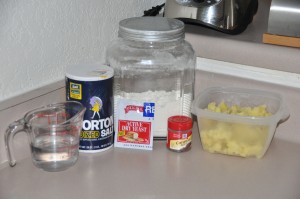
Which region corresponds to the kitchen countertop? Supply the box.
[1,68,300,198]
[1,123,300,199]
[1,1,300,197]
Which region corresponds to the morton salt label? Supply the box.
[114,99,154,150]
[66,64,114,153]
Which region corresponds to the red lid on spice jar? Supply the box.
[168,115,193,131]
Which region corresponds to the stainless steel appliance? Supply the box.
[164,0,258,34]
[267,0,300,37]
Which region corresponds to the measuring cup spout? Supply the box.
[71,107,86,124]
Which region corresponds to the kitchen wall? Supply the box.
[0,0,164,103]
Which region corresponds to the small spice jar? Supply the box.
[167,115,193,152]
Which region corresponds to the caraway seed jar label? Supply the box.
[167,115,192,152]
[66,64,114,153]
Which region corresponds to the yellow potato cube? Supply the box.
[200,102,272,158]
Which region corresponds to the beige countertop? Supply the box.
[1,124,300,199]
[1,1,300,197]
[1,71,300,199]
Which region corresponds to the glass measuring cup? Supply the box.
[5,101,86,172]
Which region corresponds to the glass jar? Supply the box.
[106,17,195,139]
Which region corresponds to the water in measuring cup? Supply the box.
[31,134,79,172]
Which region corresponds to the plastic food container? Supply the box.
[191,87,289,158]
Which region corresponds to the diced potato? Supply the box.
[200,102,272,158]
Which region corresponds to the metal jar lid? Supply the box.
[118,17,185,42]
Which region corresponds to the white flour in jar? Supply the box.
[114,90,192,138]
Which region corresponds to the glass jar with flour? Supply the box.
[106,17,195,141]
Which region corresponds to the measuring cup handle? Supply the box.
[5,119,26,167]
